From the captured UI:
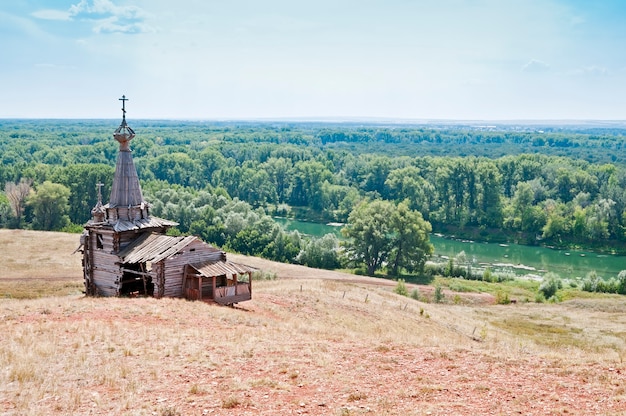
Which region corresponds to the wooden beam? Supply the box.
[120,268,152,277]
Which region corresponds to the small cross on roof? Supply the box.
[96,182,104,205]
[119,95,129,119]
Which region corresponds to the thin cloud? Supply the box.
[68,0,146,20]
[521,59,550,73]
[31,9,71,21]
[91,16,152,34]
[32,0,152,34]
[568,65,609,77]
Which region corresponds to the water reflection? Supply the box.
[274,217,625,279]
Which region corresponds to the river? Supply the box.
[274,217,625,279]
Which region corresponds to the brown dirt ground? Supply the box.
[3,293,626,416]
[1,231,625,415]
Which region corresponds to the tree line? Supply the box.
[1,119,626,277]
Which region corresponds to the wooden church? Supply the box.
[79,96,255,305]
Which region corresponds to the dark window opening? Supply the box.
[96,234,104,249]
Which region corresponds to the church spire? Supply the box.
[108,95,145,208]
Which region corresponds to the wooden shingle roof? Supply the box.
[189,259,258,278]
[107,216,178,232]
[118,233,221,264]
[108,147,145,208]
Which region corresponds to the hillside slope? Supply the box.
[1,230,625,415]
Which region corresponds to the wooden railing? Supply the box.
[214,282,251,305]
[215,282,250,298]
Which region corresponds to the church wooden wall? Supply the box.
[161,239,223,298]
[118,230,144,251]
[89,230,122,296]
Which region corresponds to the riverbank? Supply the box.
[274,217,626,280]
[431,222,626,256]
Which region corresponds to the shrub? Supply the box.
[444,258,454,277]
[394,279,409,297]
[410,288,420,300]
[61,223,84,233]
[160,407,181,416]
[442,256,466,278]
[538,273,562,299]
[423,261,444,277]
[493,271,516,282]
[448,279,474,293]
[547,295,560,303]
[603,278,618,294]
[434,285,445,303]
[252,271,277,280]
[581,271,625,294]
[495,291,510,305]
[482,267,493,282]
[222,396,240,409]
[618,270,626,295]
[581,271,600,292]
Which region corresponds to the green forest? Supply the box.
[2,119,626,287]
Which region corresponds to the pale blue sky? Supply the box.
[1,0,626,120]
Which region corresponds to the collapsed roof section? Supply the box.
[118,233,222,264]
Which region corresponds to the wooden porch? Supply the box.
[183,261,256,305]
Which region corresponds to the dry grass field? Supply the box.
[0,229,84,298]
[1,230,626,415]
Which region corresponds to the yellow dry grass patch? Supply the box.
[2,230,626,414]
[0,229,83,298]
[0,229,82,278]
[1,279,626,415]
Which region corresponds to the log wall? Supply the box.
[162,240,223,297]
[152,263,165,298]
[201,279,214,299]
[89,230,122,296]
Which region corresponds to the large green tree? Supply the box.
[388,201,434,276]
[26,181,71,231]
[342,199,433,276]
[385,166,435,218]
[296,233,341,269]
[289,160,332,210]
[51,163,114,225]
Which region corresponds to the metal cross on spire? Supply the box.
[96,182,104,205]
[113,95,135,149]
[119,95,129,120]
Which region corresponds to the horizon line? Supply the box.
[2,116,626,125]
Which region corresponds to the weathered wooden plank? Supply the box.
[214,293,252,305]
[93,284,118,296]
[89,232,115,252]
[93,264,122,274]
[93,268,120,278]
[92,251,119,262]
